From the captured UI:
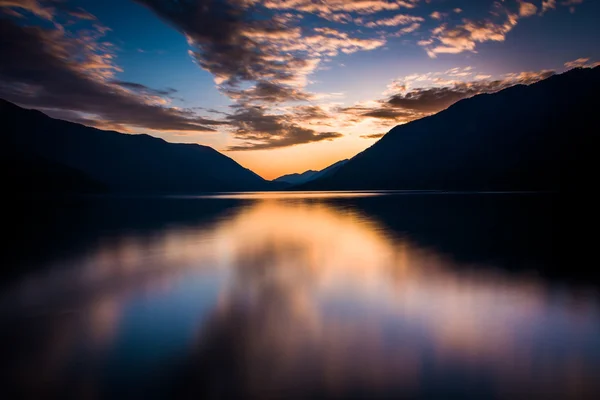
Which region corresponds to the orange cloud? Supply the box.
[430,11,446,20]
[518,1,538,17]
[363,13,424,27]
[424,12,519,57]
[261,0,419,15]
[564,58,599,69]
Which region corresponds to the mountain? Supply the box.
[274,159,348,186]
[1,154,106,194]
[1,99,272,193]
[274,170,319,186]
[297,67,597,192]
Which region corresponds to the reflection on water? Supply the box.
[1,193,599,399]
[181,190,388,199]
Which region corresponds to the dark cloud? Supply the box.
[134,0,310,89]
[134,1,384,91]
[386,87,471,112]
[0,17,224,132]
[109,80,178,97]
[290,105,332,120]
[223,80,311,103]
[338,104,420,126]
[226,105,342,150]
[360,133,385,139]
[344,106,415,119]
[362,109,413,119]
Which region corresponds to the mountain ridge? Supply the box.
[1,99,272,193]
[295,67,597,192]
[274,159,348,186]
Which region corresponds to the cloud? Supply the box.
[133,0,389,149]
[67,8,97,20]
[430,11,446,20]
[288,29,386,57]
[421,0,581,58]
[135,0,313,96]
[385,69,555,112]
[518,1,538,17]
[340,68,556,126]
[136,0,384,91]
[343,105,415,119]
[423,11,519,57]
[561,0,583,12]
[38,108,133,132]
[363,13,424,27]
[226,105,342,151]
[290,105,333,121]
[0,16,223,132]
[0,0,55,20]
[0,0,102,22]
[2,0,365,149]
[360,133,386,139]
[542,0,557,13]
[223,81,312,104]
[542,0,584,14]
[6,0,395,151]
[386,87,470,112]
[109,80,178,97]
[564,58,599,69]
[394,22,421,36]
[4,1,577,154]
[261,0,420,17]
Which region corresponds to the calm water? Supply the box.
[1,192,599,399]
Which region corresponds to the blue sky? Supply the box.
[1,0,599,178]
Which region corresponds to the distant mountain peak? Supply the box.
[274,159,349,186]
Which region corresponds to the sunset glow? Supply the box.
[1,0,598,178]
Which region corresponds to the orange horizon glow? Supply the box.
[150,118,387,180]
[225,137,371,180]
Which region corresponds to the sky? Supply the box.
[1,0,599,179]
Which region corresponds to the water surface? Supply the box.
[1,192,598,398]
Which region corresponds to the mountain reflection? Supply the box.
[1,194,599,399]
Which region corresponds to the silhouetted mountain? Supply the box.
[298,67,598,191]
[2,153,106,194]
[1,99,272,193]
[274,170,319,185]
[274,159,348,186]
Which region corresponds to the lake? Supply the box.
[1,192,599,398]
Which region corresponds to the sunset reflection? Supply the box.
[1,194,599,398]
